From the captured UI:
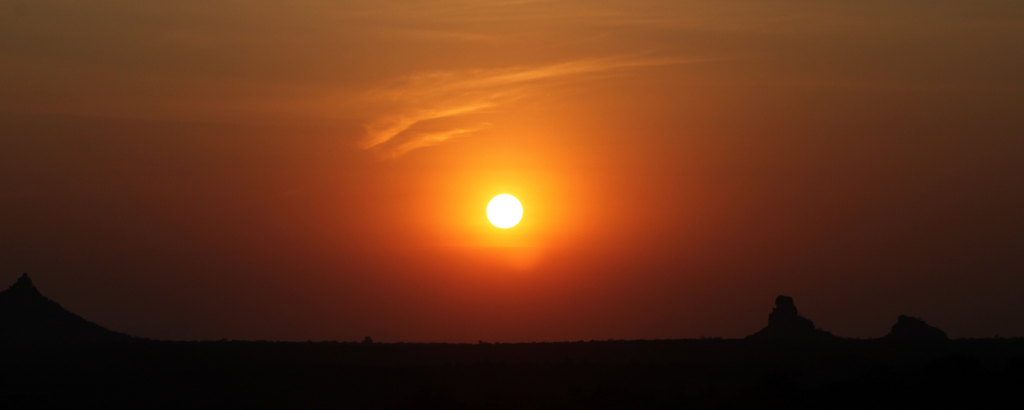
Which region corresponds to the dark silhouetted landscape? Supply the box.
[3,2,1023,408]
[2,275,1022,409]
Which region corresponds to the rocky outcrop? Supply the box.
[0,273,132,342]
[747,295,836,340]
[886,315,948,341]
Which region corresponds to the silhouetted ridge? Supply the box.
[886,315,948,340]
[0,273,131,342]
[747,295,836,340]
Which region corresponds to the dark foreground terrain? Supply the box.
[3,276,1021,408]
[2,338,1023,409]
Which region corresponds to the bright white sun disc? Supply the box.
[486,194,523,229]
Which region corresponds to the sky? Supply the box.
[1,0,1023,341]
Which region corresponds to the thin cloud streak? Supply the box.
[359,56,697,157]
[379,124,494,159]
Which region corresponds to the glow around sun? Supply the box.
[486,194,523,229]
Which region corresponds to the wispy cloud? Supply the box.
[358,56,693,157]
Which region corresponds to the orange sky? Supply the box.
[2,0,1023,341]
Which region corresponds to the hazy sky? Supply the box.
[2,0,1023,341]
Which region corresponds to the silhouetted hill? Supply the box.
[886,314,949,341]
[0,273,131,342]
[747,295,836,340]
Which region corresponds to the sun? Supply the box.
[486,194,523,229]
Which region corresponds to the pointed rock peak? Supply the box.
[772,295,798,318]
[767,295,811,328]
[6,273,41,296]
[748,295,836,340]
[0,273,132,342]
